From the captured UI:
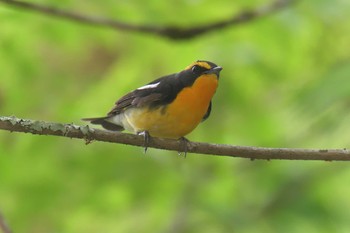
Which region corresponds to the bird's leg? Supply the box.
[137,131,151,153]
[178,137,190,157]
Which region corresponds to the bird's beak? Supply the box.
[205,66,223,77]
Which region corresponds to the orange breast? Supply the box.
[125,74,218,139]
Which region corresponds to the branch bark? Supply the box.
[0,116,349,161]
[0,0,295,40]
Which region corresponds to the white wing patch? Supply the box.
[137,82,160,90]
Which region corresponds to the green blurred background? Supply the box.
[1,0,350,232]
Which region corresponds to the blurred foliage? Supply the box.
[1,0,350,232]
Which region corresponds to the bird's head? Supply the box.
[185,60,222,79]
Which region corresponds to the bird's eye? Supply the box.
[191,65,202,74]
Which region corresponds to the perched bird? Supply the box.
[82,60,222,152]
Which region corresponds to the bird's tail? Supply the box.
[82,117,124,131]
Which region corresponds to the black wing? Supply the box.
[107,74,177,116]
[202,101,212,122]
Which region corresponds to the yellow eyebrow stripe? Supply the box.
[185,61,212,70]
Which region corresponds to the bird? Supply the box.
[82,60,222,153]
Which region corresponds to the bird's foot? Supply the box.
[178,137,190,157]
[137,131,151,153]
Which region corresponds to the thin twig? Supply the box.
[0,211,12,233]
[0,116,349,161]
[0,0,295,40]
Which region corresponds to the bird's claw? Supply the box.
[137,131,150,153]
[178,137,190,157]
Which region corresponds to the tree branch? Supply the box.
[0,116,349,161]
[0,0,295,40]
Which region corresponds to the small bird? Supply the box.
[82,60,222,152]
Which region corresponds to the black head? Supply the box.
[176,60,222,87]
